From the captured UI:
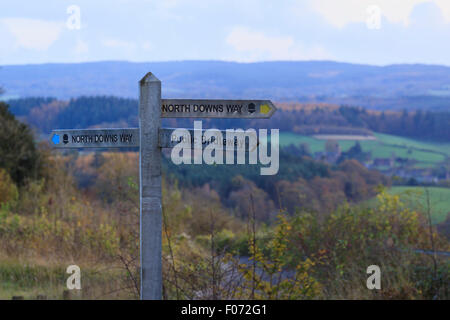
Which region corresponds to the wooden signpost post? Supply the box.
[50,72,277,300]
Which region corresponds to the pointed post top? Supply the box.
[140,72,160,85]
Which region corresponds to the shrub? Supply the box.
[0,102,42,185]
[0,169,18,205]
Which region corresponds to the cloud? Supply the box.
[1,18,64,50]
[1,1,450,65]
[308,0,450,28]
[101,38,152,56]
[101,38,137,50]
[141,41,152,51]
[75,38,89,54]
[226,27,293,55]
[435,0,450,22]
[225,27,332,61]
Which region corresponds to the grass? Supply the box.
[387,186,450,225]
[279,132,449,168]
[0,259,135,300]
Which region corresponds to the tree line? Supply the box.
[6,97,450,141]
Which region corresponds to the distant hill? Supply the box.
[2,60,450,111]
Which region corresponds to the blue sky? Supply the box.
[1,0,450,66]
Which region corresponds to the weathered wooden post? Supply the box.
[139,73,162,300]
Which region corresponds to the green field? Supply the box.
[279,132,450,168]
[374,133,450,157]
[387,186,450,224]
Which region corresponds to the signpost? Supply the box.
[50,72,277,300]
[51,127,258,151]
[159,128,259,152]
[161,99,276,118]
[51,128,139,148]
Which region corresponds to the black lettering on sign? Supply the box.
[162,104,191,113]
[72,135,93,143]
[91,134,119,143]
[192,104,224,113]
[226,105,243,113]
[163,104,226,113]
[120,134,133,143]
